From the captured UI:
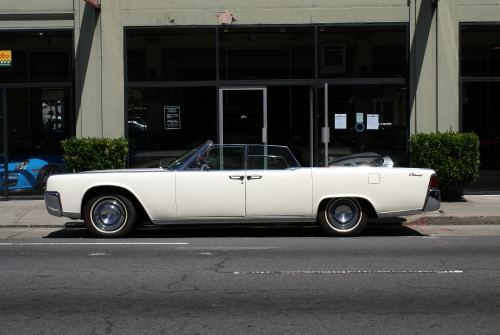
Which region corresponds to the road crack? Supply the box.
[104,310,114,333]
[215,258,231,273]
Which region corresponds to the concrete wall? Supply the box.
[0,0,74,29]
[0,0,73,13]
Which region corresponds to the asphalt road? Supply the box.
[1,225,500,334]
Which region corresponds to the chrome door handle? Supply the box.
[229,175,244,181]
[247,174,262,180]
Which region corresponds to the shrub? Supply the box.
[409,129,480,198]
[61,137,128,172]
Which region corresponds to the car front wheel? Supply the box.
[84,194,137,238]
[318,198,367,237]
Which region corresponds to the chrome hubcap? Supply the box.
[334,204,354,223]
[326,199,360,230]
[91,198,126,232]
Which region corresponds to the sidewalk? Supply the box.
[0,195,499,228]
[404,195,500,225]
[0,196,77,228]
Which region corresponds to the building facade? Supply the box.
[1,0,499,192]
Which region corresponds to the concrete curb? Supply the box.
[403,215,500,225]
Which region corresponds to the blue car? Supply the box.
[0,136,70,194]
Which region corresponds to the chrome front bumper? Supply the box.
[423,189,441,212]
[44,191,63,217]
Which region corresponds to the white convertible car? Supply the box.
[44,140,440,238]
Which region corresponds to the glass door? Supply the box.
[218,87,267,144]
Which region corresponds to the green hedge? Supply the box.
[409,129,480,197]
[61,137,128,172]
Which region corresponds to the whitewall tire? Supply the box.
[318,198,367,237]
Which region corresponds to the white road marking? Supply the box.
[179,247,277,250]
[0,242,189,245]
[234,270,464,274]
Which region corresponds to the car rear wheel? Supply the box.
[318,198,367,237]
[84,194,137,238]
[36,165,61,193]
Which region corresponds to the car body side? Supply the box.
[46,166,433,221]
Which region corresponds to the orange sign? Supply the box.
[0,50,12,67]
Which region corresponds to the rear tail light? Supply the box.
[429,175,438,189]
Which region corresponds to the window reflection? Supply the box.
[318,26,406,78]
[461,25,500,77]
[0,88,71,156]
[127,87,217,168]
[126,28,216,81]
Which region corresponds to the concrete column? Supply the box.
[100,0,125,139]
[74,0,103,138]
[437,0,459,132]
[409,0,437,135]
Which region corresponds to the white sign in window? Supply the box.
[164,106,180,130]
[367,114,379,130]
[334,114,347,129]
[356,113,364,123]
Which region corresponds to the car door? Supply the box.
[175,145,246,218]
[245,146,313,217]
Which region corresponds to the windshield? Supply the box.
[166,142,208,170]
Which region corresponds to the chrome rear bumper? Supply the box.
[423,189,441,212]
[44,191,62,217]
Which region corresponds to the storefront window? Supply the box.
[318,25,406,78]
[0,88,71,156]
[218,27,315,80]
[125,25,408,168]
[292,85,408,167]
[461,25,500,77]
[127,87,217,168]
[0,31,72,84]
[29,51,71,83]
[462,81,500,192]
[461,25,500,193]
[126,28,216,81]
